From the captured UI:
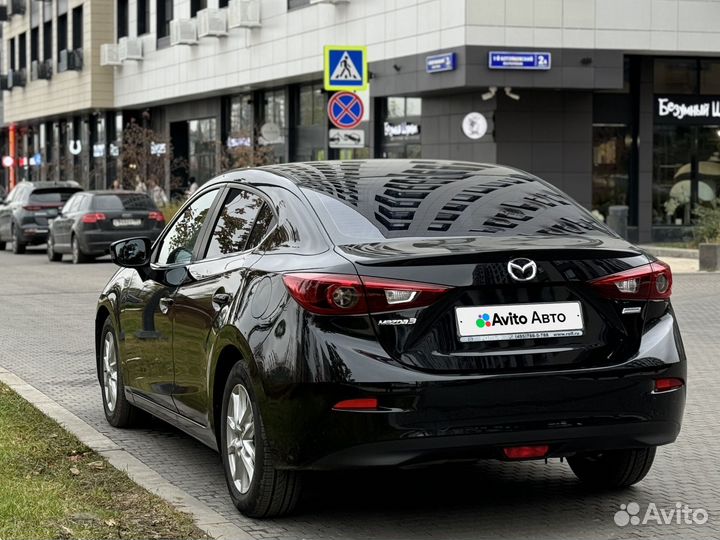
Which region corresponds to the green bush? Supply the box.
[694,199,720,244]
[161,201,185,223]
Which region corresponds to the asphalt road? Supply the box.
[0,247,718,540]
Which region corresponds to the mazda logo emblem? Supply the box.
[507,258,537,281]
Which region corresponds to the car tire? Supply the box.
[47,235,62,262]
[0,240,5,251]
[12,227,26,254]
[568,447,656,489]
[220,362,302,518]
[71,235,90,264]
[99,318,143,428]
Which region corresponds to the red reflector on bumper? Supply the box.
[332,398,378,411]
[654,378,684,393]
[503,445,550,460]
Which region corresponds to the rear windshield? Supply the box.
[300,173,612,245]
[29,188,82,203]
[92,194,155,211]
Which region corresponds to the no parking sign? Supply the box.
[327,92,364,130]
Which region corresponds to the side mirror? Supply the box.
[110,237,152,268]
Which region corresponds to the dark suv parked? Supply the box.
[0,181,83,253]
[48,191,166,264]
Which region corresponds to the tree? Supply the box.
[220,127,277,171]
[118,118,187,193]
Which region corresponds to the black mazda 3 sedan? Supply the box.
[96,160,686,518]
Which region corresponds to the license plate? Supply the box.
[113,219,142,227]
[455,302,584,342]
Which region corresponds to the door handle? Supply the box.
[159,297,175,314]
[212,292,232,308]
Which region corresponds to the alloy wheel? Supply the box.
[226,383,256,494]
[102,332,118,412]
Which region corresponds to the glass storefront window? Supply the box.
[387,97,406,118]
[654,59,697,94]
[230,94,253,136]
[653,125,720,226]
[299,83,324,127]
[381,97,422,159]
[189,118,217,184]
[700,60,720,94]
[653,125,694,225]
[264,89,286,129]
[260,89,286,162]
[293,83,326,162]
[406,97,422,117]
[592,125,631,223]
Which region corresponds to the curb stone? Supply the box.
[0,366,253,540]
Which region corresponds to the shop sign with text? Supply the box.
[655,95,720,123]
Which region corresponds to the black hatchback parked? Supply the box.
[0,180,83,253]
[49,191,165,263]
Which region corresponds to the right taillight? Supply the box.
[282,273,449,315]
[81,212,107,224]
[590,261,672,300]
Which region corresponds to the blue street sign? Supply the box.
[324,46,368,91]
[425,52,457,74]
[488,51,552,70]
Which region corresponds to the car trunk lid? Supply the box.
[338,235,651,374]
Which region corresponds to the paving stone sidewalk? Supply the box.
[0,248,718,540]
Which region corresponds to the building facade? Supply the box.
[5,0,720,241]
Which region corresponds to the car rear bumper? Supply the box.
[309,418,682,470]
[261,314,686,470]
[80,230,161,255]
[18,224,50,244]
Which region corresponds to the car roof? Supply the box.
[203,160,531,195]
[257,159,528,187]
[20,180,82,189]
[82,190,148,196]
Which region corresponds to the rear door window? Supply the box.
[204,189,265,259]
[92,194,155,211]
[62,195,79,214]
[246,203,277,250]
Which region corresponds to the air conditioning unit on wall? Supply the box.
[10,0,26,16]
[31,59,53,80]
[170,19,198,45]
[100,44,122,66]
[198,8,228,37]
[228,0,261,29]
[8,69,26,88]
[59,49,83,72]
[119,37,143,61]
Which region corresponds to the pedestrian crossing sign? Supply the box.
[324,45,368,91]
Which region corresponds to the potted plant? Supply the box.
[695,200,720,271]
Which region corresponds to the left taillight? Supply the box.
[148,211,165,223]
[81,212,107,224]
[282,273,449,315]
[590,261,672,300]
